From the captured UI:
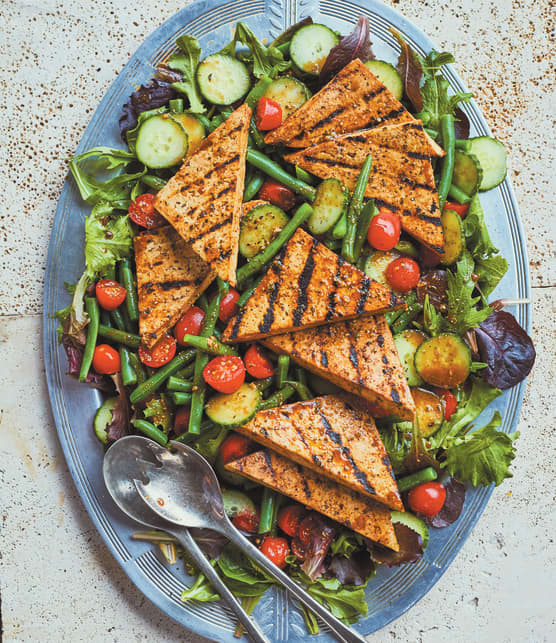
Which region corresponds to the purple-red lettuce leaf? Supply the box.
[105,373,130,443]
[453,106,471,139]
[416,269,448,310]
[391,29,423,111]
[119,79,176,138]
[425,477,465,528]
[329,550,374,586]
[370,523,424,567]
[319,17,375,83]
[291,513,336,580]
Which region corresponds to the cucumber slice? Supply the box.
[394,329,427,386]
[414,334,471,388]
[440,208,465,265]
[239,204,289,259]
[468,136,507,191]
[135,115,189,169]
[196,54,251,105]
[390,511,429,547]
[263,77,311,120]
[452,150,483,196]
[205,383,260,428]
[411,387,443,438]
[364,249,402,284]
[364,60,403,100]
[307,178,349,235]
[222,488,256,518]
[169,112,205,154]
[290,24,339,75]
[93,397,119,444]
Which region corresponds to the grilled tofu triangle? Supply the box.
[226,450,399,551]
[235,394,403,510]
[222,228,404,343]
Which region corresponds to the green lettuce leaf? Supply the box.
[445,255,492,334]
[169,35,206,113]
[475,254,509,297]
[54,270,91,341]
[463,195,499,258]
[69,157,145,206]
[423,294,443,336]
[69,146,136,172]
[305,577,368,624]
[180,572,220,603]
[330,531,364,558]
[84,202,133,277]
[217,545,273,597]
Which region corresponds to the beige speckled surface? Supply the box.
[1,0,555,641]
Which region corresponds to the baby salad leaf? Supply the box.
[391,28,423,111]
[463,195,499,258]
[303,576,368,624]
[475,255,509,297]
[119,79,176,137]
[320,16,375,82]
[445,255,492,335]
[181,572,221,603]
[330,531,364,558]
[426,477,466,528]
[423,294,443,336]
[84,202,134,277]
[69,147,136,172]
[329,550,375,586]
[69,156,145,206]
[168,35,206,113]
[232,22,290,78]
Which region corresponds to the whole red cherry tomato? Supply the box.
[277,505,306,537]
[203,355,245,393]
[443,201,469,218]
[173,406,191,435]
[255,97,282,130]
[219,433,253,464]
[258,179,296,210]
[92,344,121,374]
[232,509,260,533]
[244,345,274,379]
[95,279,126,311]
[174,306,205,345]
[408,481,447,517]
[218,289,240,323]
[385,257,421,292]
[366,208,401,251]
[138,334,177,368]
[128,193,166,229]
[259,536,290,569]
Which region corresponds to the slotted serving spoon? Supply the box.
[131,436,367,643]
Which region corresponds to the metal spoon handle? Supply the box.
[169,527,269,643]
[224,525,366,643]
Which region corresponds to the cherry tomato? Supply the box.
[232,509,260,533]
[218,289,240,323]
[385,257,421,292]
[174,306,205,345]
[259,536,290,569]
[442,390,458,420]
[244,345,274,379]
[173,406,191,435]
[408,481,447,517]
[443,201,469,218]
[203,355,245,393]
[128,193,166,229]
[219,433,253,465]
[255,97,283,130]
[277,505,306,537]
[366,208,401,251]
[420,245,442,267]
[92,344,121,374]
[138,334,177,368]
[258,179,296,210]
[95,279,126,311]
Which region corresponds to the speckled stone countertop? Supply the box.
[1,0,555,641]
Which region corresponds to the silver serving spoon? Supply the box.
[103,435,268,643]
[132,436,367,643]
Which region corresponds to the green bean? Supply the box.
[97,324,141,348]
[324,238,342,251]
[342,155,373,263]
[172,419,214,443]
[197,292,209,312]
[246,149,316,201]
[120,347,137,387]
[296,367,308,388]
[169,98,184,113]
[277,355,290,389]
[142,175,167,190]
[105,266,116,280]
[332,212,347,239]
[259,385,295,410]
[78,298,100,382]
[448,183,472,205]
[295,166,314,185]
[255,376,274,393]
[394,239,419,260]
[167,376,193,392]
[237,273,265,307]
[250,120,265,149]
[424,128,439,139]
[236,203,313,284]
[391,298,423,334]
[172,392,192,406]
[129,351,147,385]
[216,277,229,297]
[130,350,196,404]
[182,335,238,356]
[174,363,195,380]
[270,494,283,537]
[132,419,168,446]
[454,139,472,152]
[243,173,264,202]
[384,308,405,327]
[119,259,139,322]
[100,309,112,327]
[258,488,278,534]
[437,114,456,210]
[353,199,376,262]
[397,467,438,493]
[285,380,312,401]
[110,308,126,331]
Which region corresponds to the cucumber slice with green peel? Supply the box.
[414,334,471,388]
[169,112,205,154]
[452,150,483,196]
[468,136,507,190]
[364,249,402,285]
[196,54,251,105]
[263,77,311,120]
[411,387,444,437]
[290,24,339,75]
[93,397,119,445]
[394,329,427,386]
[205,383,261,428]
[440,208,465,265]
[306,178,349,235]
[364,60,403,100]
[136,115,189,169]
[390,511,429,548]
[222,488,256,519]
[239,204,290,259]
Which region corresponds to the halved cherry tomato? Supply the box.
[443,201,469,218]
[95,279,126,311]
[174,306,205,345]
[219,433,253,464]
[232,509,260,533]
[218,289,240,323]
[440,390,458,420]
[138,334,177,368]
[173,406,191,435]
[277,505,306,537]
[92,344,120,374]
[255,97,282,130]
[385,257,420,292]
[366,208,401,251]
[420,245,442,268]
[259,536,290,569]
[244,345,274,379]
[203,355,245,393]
[258,179,296,210]
[408,481,446,517]
[128,193,166,229]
